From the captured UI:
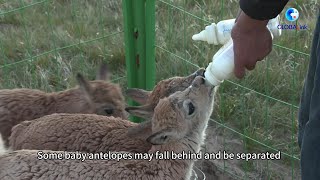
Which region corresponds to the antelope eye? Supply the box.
[187,102,195,115]
[104,108,114,115]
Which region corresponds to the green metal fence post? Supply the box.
[122,0,136,90]
[122,0,138,122]
[145,0,156,90]
[122,0,156,122]
[133,0,147,90]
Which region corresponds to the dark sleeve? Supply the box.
[240,0,289,20]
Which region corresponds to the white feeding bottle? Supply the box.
[203,39,235,86]
[192,15,281,45]
[192,16,281,86]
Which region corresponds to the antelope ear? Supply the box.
[146,129,177,145]
[125,104,154,120]
[76,73,93,101]
[96,63,111,81]
[127,120,152,140]
[126,88,151,105]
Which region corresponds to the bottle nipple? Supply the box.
[192,31,207,41]
[192,24,217,44]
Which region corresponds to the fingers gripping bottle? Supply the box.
[192,16,281,86]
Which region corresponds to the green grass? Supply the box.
[0,0,318,179]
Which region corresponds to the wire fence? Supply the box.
[0,0,318,179]
[0,0,126,90]
[155,1,317,179]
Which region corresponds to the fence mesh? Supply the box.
[155,0,318,179]
[0,0,318,179]
[0,0,126,90]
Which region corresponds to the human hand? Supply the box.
[231,11,273,78]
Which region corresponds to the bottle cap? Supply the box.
[204,63,223,86]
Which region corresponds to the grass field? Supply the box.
[0,0,318,179]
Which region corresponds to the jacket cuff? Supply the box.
[240,0,289,20]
